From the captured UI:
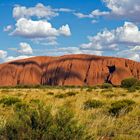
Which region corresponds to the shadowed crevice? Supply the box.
[84,59,92,85]
[41,67,82,86]
[62,62,73,85]
[9,61,40,67]
[105,65,116,84]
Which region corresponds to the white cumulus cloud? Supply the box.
[18,42,33,55]
[13,3,74,20]
[10,18,71,45]
[13,3,58,20]
[0,50,7,59]
[103,0,140,22]
[75,0,140,23]
[117,49,140,61]
[11,18,71,38]
[81,22,140,61]
[81,22,140,51]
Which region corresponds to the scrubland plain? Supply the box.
[0,85,140,140]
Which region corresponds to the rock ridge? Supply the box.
[0,54,140,86]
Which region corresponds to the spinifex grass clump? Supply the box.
[0,103,92,140]
[121,78,139,88]
[101,83,113,89]
[14,102,29,111]
[84,99,104,109]
[47,92,54,96]
[0,97,21,106]
[55,93,67,98]
[30,99,40,104]
[86,88,93,92]
[66,91,77,96]
[109,99,135,116]
[55,91,77,98]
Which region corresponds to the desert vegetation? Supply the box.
[0,79,140,140]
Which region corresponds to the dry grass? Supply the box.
[0,87,140,139]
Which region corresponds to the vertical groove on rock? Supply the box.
[84,59,92,85]
[22,67,26,84]
[30,66,33,82]
[44,64,49,85]
[125,61,128,67]
[62,62,72,85]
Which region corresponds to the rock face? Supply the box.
[0,54,140,86]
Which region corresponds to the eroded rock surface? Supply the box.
[0,54,140,86]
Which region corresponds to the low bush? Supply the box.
[14,102,29,112]
[0,89,10,93]
[47,92,54,96]
[121,78,139,88]
[134,80,140,87]
[15,84,45,89]
[134,86,140,90]
[30,99,40,104]
[0,97,21,106]
[86,88,93,92]
[127,87,136,93]
[55,92,77,98]
[55,94,67,98]
[84,99,104,109]
[103,93,117,98]
[52,106,92,140]
[101,89,113,93]
[102,83,113,89]
[0,103,92,140]
[66,91,77,96]
[109,99,135,116]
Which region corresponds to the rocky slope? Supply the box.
[0,54,140,86]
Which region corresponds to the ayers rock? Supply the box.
[0,54,140,86]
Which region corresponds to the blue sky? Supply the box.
[0,0,140,62]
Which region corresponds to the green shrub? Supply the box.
[103,93,117,98]
[47,92,54,96]
[66,91,77,96]
[84,99,104,109]
[102,83,113,89]
[0,89,10,93]
[30,99,40,104]
[109,99,135,116]
[55,94,67,98]
[130,81,140,91]
[0,104,92,140]
[134,80,140,86]
[15,84,44,89]
[101,89,113,93]
[133,86,140,90]
[127,87,136,93]
[0,104,53,140]
[121,78,139,88]
[55,92,77,98]
[86,88,92,92]
[50,106,92,140]
[0,97,21,106]
[14,102,29,112]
